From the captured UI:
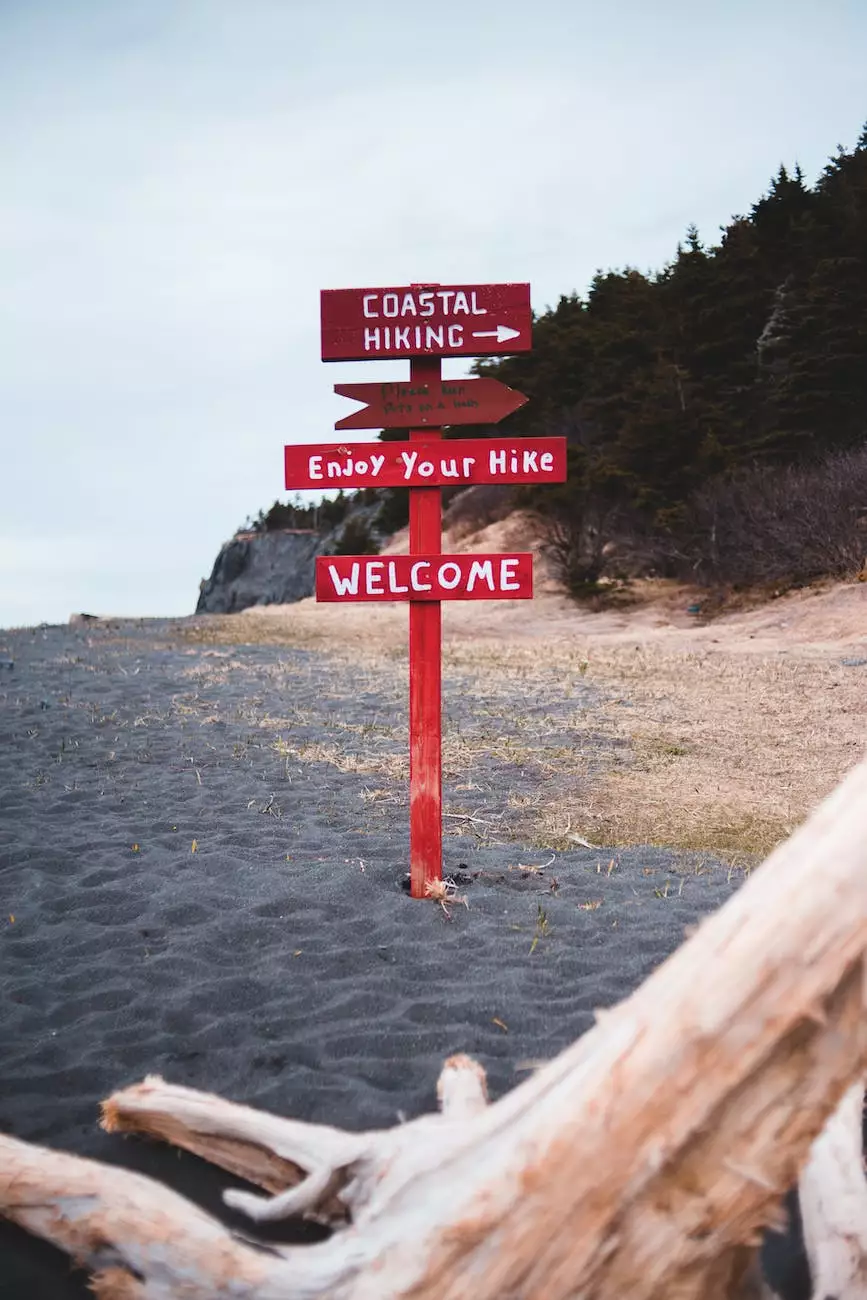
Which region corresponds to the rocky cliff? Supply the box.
[196,529,326,614]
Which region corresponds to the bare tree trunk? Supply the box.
[3,758,867,1298]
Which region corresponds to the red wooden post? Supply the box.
[408,356,443,898]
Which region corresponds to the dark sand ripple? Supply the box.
[0,618,807,1298]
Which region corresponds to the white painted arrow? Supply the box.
[471,324,522,343]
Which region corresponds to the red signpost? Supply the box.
[284,281,565,899]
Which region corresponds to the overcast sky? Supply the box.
[1,0,864,628]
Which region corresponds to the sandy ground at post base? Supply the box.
[0,608,841,1298]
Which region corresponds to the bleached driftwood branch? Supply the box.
[0,1055,490,1300]
[0,1131,302,1299]
[3,757,867,1298]
[99,1052,488,1227]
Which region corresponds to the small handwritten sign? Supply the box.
[285,437,566,491]
[315,552,533,602]
[334,377,528,429]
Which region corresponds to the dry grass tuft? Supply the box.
[173,584,866,859]
[425,877,469,918]
[272,737,406,780]
[441,638,863,858]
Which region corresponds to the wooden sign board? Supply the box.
[315,553,533,602]
[334,377,528,429]
[285,436,566,491]
[321,283,532,361]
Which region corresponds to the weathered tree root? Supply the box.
[4,759,867,1298]
[99,1052,488,1227]
[0,1129,302,1299]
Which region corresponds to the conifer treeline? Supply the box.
[473,125,867,583]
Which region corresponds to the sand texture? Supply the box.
[0,617,809,1297]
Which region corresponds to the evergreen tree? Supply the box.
[764,129,867,454]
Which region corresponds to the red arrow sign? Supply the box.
[334,377,528,430]
[316,553,533,602]
[285,436,566,491]
[321,283,531,361]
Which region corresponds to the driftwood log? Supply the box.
[3,756,867,1298]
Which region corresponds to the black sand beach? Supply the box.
[0,617,807,1297]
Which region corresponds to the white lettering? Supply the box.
[364,327,380,350]
[441,457,459,478]
[369,453,385,477]
[327,460,343,479]
[365,561,385,595]
[425,325,444,348]
[400,293,417,316]
[540,452,554,472]
[523,449,538,472]
[387,561,408,594]
[355,459,368,474]
[414,326,422,348]
[401,450,418,479]
[447,323,463,347]
[462,457,475,477]
[418,291,434,317]
[489,449,507,474]
[470,291,486,316]
[437,290,454,313]
[418,460,435,478]
[466,559,495,592]
[328,563,359,596]
[395,325,410,348]
[453,291,470,315]
[411,561,432,592]
[382,293,399,317]
[500,559,521,591]
[308,455,323,481]
[363,294,379,318]
[437,561,462,590]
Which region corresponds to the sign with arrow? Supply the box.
[320,282,532,361]
[334,377,529,430]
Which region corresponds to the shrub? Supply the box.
[669,445,867,587]
[374,489,410,536]
[239,494,353,534]
[317,491,354,532]
[442,484,515,540]
[533,495,624,595]
[329,515,381,557]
